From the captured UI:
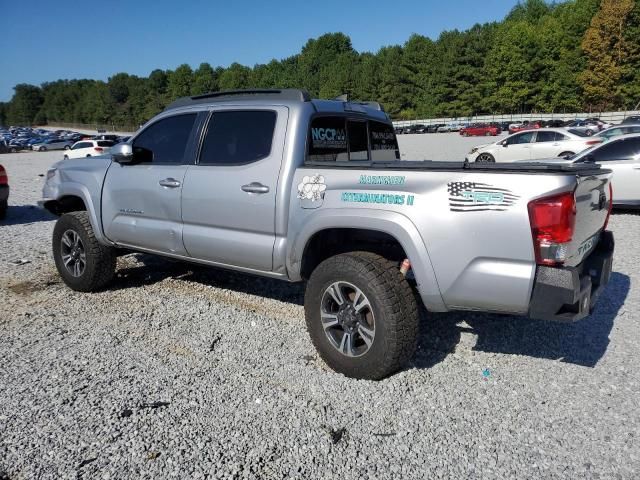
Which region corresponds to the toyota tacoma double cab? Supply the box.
[41,89,615,380]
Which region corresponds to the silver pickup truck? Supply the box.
[41,89,615,379]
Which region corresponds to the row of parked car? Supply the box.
[0,127,130,156]
[397,115,640,137]
[465,123,640,207]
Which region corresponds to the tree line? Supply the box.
[1,0,638,128]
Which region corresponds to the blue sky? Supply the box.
[0,0,521,101]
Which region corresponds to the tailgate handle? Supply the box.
[242,182,269,194]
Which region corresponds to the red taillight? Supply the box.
[528,191,576,266]
[0,166,7,186]
[94,147,103,152]
[603,183,613,230]
[585,139,602,145]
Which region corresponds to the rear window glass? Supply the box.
[308,117,348,162]
[348,120,369,161]
[307,117,399,162]
[97,141,114,147]
[370,121,399,161]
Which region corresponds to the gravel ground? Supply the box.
[1,147,639,479]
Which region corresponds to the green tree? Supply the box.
[167,64,194,99]
[191,63,218,95]
[218,63,252,90]
[579,0,635,110]
[7,84,43,125]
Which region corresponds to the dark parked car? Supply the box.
[622,115,640,125]
[542,119,566,128]
[427,123,445,133]
[402,124,426,134]
[0,140,9,154]
[93,134,120,142]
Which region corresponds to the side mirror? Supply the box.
[111,143,134,164]
[501,140,508,147]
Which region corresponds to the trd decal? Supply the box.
[447,182,520,212]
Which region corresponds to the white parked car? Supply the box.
[466,128,602,163]
[63,140,115,159]
[525,134,640,208]
[595,124,640,142]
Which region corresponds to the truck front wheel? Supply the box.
[304,252,419,380]
[52,211,116,292]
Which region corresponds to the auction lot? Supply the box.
[1,136,639,479]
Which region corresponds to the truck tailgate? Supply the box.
[566,172,612,267]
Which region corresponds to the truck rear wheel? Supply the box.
[304,252,419,380]
[52,211,116,292]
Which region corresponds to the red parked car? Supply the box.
[509,120,542,134]
[460,123,501,136]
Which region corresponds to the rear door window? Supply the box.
[369,121,400,161]
[198,110,276,165]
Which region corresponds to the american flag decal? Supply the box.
[447,182,520,212]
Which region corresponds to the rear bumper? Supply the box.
[528,230,614,322]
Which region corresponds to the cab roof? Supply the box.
[164,88,389,122]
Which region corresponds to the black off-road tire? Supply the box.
[304,251,419,380]
[0,199,7,220]
[52,211,116,292]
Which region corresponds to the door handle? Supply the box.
[159,178,181,188]
[241,182,269,194]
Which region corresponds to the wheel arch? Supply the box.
[43,182,112,245]
[288,209,447,312]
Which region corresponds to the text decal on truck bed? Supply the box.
[342,192,415,206]
[359,175,405,185]
[447,182,520,212]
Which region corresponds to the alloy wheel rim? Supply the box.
[320,281,375,357]
[61,229,86,277]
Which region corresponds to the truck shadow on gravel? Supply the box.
[111,254,628,369]
[413,272,630,369]
[112,254,305,305]
[0,205,56,226]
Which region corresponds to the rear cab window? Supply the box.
[307,116,399,163]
